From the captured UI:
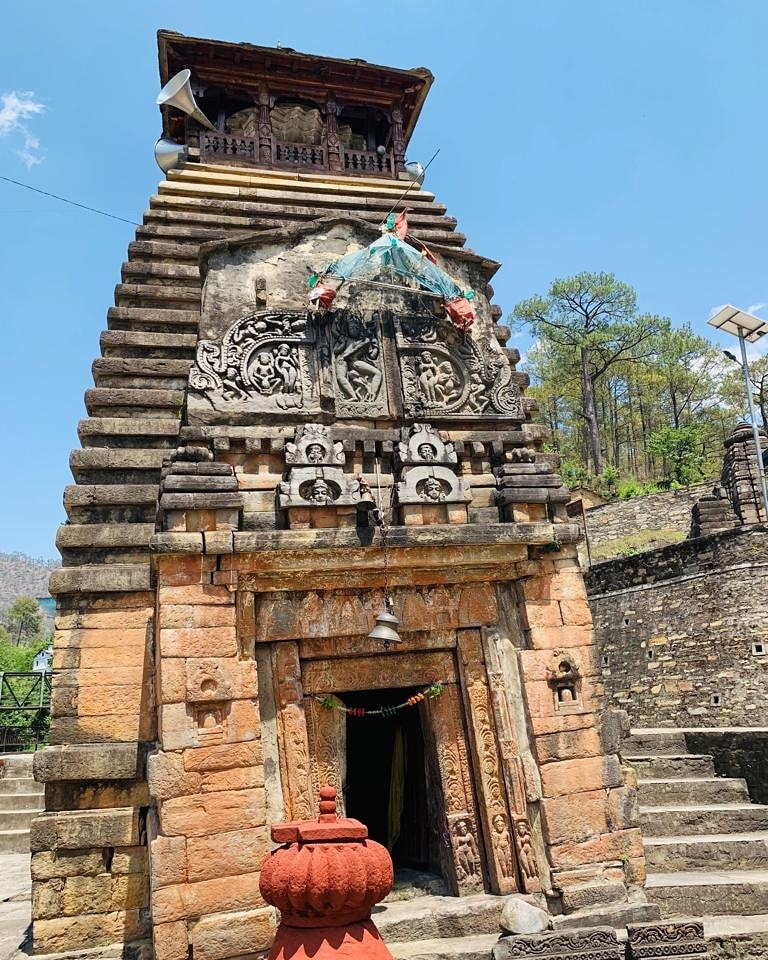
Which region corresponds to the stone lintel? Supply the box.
[151,521,581,558]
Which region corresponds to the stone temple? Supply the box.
[34,31,651,958]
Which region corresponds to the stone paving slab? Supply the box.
[0,854,31,960]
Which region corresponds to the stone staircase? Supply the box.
[378,893,506,960]
[0,753,44,853]
[624,729,768,919]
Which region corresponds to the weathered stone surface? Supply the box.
[34,742,151,782]
[30,808,141,852]
[589,526,768,727]
[499,897,551,935]
[188,906,277,960]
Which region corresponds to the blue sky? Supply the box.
[2,0,767,559]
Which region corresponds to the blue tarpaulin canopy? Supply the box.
[323,234,465,302]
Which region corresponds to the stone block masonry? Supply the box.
[35,28,657,958]
[586,525,768,727]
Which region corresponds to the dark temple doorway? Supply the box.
[342,687,440,879]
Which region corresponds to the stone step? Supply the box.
[374,893,513,944]
[640,804,768,837]
[645,833,768,871]
[389,933,499,960]
[638,777,750,805]
[0,755,35,775]
[645,869,768,918]
[0,777,44,796]
[0,793,44,811]
[0,809,43,831]
[625,729,688,756]
[625,754,715,779]
[0,829,31,854]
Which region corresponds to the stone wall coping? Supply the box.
[584,482,712,517]
[150,521,582,556]
[585,524,768,597]
[631,727,768,734]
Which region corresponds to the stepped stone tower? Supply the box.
[33,31,649,958]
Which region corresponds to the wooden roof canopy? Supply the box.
[157,30,434,149]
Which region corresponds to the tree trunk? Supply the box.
[580,347,602,473]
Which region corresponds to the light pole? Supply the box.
[708,305,768,523]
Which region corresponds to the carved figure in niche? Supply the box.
[397,423,457,467]
[492,814,515,879]
[468,371,490,413]
[300,478,336,505]
[418,477,447,502]
[285,424,345,467]
[333,315,383,403]
[418,443,437,462]
[417,351,460,406]
[275,343,299,393]
[252,351,280,393]
[453,818,481,881]
[222,346,250,401]
[514,818,538,881]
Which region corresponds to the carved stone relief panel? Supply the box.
[395,315,525,420]
[271,641,314,820]
[481,628,543,892]
[457,629,519,893]
[189,310,320,417]
[322,311,389,418]
[426,682,484,894]
[305,694,347,816]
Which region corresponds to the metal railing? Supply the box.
[0,672,52,711]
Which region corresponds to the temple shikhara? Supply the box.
[34,30,658,959]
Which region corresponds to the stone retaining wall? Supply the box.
[583,483,711,547]
[585,526,768,727]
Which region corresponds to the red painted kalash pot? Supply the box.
[259,785,395,960]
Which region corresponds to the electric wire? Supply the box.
[0,175,141,226]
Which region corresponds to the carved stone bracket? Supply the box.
[395,423,471,525]
[285,423,345,466]
[280,424,361,528]
[279,466,360,509]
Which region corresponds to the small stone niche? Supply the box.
[549,658,582,712]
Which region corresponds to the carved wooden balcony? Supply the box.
[198,129,397,178]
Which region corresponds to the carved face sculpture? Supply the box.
[422,477,444,502]
[305,443,325,464]
[418,443,437,461]
[308,479,331,504]
[493,814,506,835]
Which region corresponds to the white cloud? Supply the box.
[747,303,766,316]
[0,91,45,167]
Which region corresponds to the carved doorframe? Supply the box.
[269,640,519,896]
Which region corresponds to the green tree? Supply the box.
[4,597,44,647]
[513,273,663,473]
[647,425,706,485]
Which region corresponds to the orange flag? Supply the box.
[393,209,409,240]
